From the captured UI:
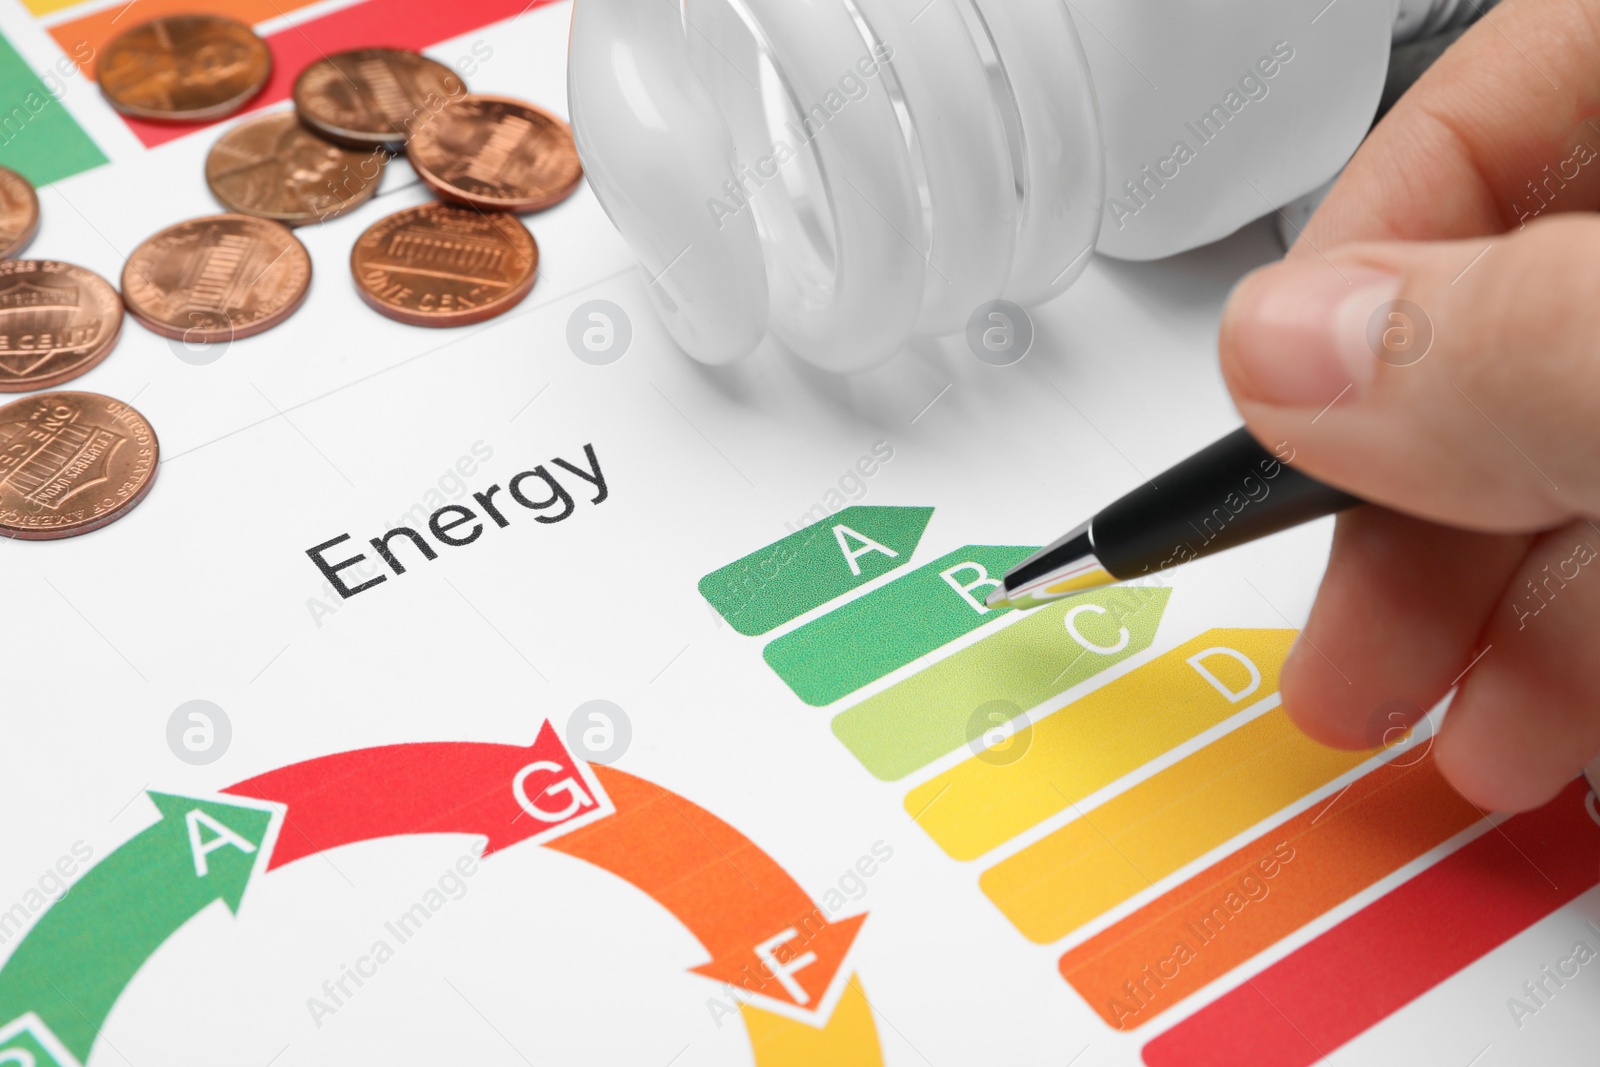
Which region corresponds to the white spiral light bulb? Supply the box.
[569,0,1482,372]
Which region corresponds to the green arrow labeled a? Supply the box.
[0,794,272,1063]
[700,506,934,636]
[0,1014,78,1067]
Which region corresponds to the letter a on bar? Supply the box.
[699,506,933,636]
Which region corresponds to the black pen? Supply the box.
[985,427,1364,610]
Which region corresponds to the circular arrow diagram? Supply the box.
[0,721,881,1067]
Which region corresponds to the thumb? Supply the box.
[1219,213,1600,533]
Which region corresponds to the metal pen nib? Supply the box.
[985,520,1118,611]
[984,586,1020,609]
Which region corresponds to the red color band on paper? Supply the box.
[1142,778,1600,1067]
[76,0,559,149]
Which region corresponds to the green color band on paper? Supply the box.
[699,506,934,637]
[764,544,1039,706]
[0,31,107,187]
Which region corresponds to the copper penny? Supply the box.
[407,95,583,213]
[99,14,271,123]
[206,110,383,225]
[351,202,538,327]
[0,167,39,259]
[122,214,311,342]
[294,48,465,148]
[0,391,158,540]
[0,261,123,393]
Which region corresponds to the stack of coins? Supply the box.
[104,19,584,343]
[289,49,581,327]
[109,31,585,338]
[0,18,586,542]
[100,17,311,348]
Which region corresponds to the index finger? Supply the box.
[1293,0,1600,254]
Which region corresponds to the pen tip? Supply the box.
[985,586,1011,610]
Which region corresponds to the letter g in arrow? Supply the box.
[513,762,598,824]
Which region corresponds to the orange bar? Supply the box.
[51,0,325,78]
[1058,750,1481,1030]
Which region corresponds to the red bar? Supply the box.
[1142,778,1600,1067]
[116,0,561,149]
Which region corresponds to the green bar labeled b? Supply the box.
[763,545,1039,706]
[699,506,933,637]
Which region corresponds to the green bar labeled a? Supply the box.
[699,506,933,637]
[763,544,1039,706]
[832,586,1171,780]
[0,31,107,187]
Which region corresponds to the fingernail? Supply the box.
[1222,263,1401,408]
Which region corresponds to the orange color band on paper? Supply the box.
[49,0,325,77]
[1057,750,1481,1030]
[980,707,1378,944]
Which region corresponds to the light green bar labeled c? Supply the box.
[832,586,1171,781]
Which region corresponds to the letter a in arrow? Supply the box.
[0,1013,81,1067]
[184,809,258,877]
[0,794,274,1065]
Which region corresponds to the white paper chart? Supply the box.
[0,1,1597,1064]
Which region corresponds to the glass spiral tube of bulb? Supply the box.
[569,0,1485,372]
